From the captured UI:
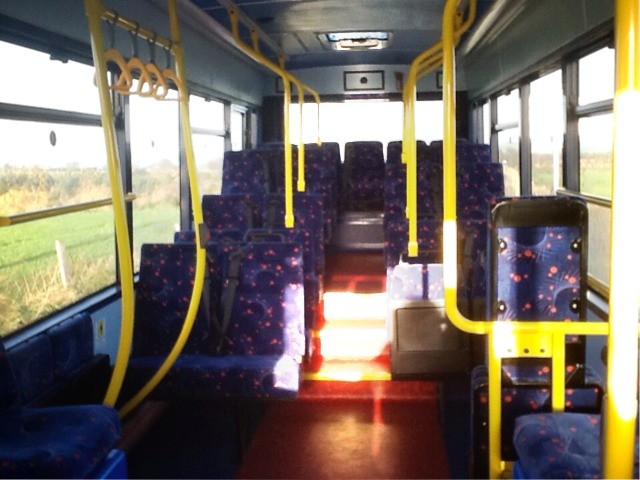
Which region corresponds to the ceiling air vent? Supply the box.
[322,31,390,51]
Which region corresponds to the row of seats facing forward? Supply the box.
[120,162,336,401]
[222,139,491,221]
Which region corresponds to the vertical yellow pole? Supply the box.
[85,0,135,409]
[442,0,459,328]
[118,0,208,418]
[407,84,418,256]
[551,333,566,412]
[603,0,639,477]
[488,333,505,478]
[283,76,294,227]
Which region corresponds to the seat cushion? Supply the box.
[514,412,639,479]
[514,413,601,479]
[0,405,120,479]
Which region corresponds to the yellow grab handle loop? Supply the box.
[162,68,185,100]
[94,49,133,94]
[146,62,169,100]
[127,57,154,97]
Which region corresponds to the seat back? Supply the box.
[202,193,263,236]
[263,193,326,275]
[133,243,212,357]
[342,141,385,210]
[221,150,270,195]
[219,241,305,359]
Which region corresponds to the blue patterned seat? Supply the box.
[342,141,385,211]
[0,340,121,479]
[471,196,602,477]
[263,193,326,275]
[385,140,428,165]
[245,228,320,333]
[304,143,339,240]
[126,241,304,399]
[428,139,491,165]
[512,412,639,479]
[221,150,271,195]
[387,262,444,301]
[202,193,263,237]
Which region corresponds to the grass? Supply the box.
[0,204,179,336]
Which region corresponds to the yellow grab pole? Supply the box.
[602,0,640,477]
[442,0,490,336]
[403,1,475,257]
[280,57,306,193]
[228,8,294,226]
[119,0,207,418]
[85,0,136,409]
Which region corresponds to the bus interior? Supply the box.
[0,0,638,478]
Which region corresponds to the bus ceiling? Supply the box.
[180,0,497,70]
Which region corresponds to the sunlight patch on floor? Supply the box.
[323,292,388,322]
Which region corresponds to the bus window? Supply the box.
[190,95,225,195]
[579,47,615,106]
[577,46,614,293]
[482,101,491,145]
[230,108,245,151]
[290,99,443,160]
[530,70,563,195]
[497,91,520,196]
[0,41,113,334]
[130,95,180,271]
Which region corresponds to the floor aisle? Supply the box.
[236,380,450,479]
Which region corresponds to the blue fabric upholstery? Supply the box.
[303,143,339,240]
[472,365,603,461]
[133,243,212,357]
[0,405,121,479]
[245,228,320,331]
[0,342,19,410]
[48,313,94,380]
[387,263,444,301]
[428,139,491,165]
[494,225,582,321]
[514,413,639,479]
[384,218,442,269]
[471,196,597,477]
[127,241,304,399]
[263,193,326,275]
[343,141,385,211]
[386,140,428,165]
[7,335,55,405]
[202,193,263,235]
[221,150,270,195]
[0,338,121,478]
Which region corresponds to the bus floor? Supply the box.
[236,251,450,479]
[125,251,465,478]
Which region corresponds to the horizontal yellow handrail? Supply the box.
[102,8,173,51]
[227,6,294,227]
[0,194,137,227]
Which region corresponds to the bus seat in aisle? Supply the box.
[471,197,603,478]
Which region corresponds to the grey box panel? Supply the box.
[391,301,470,376]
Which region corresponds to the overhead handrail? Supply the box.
[85,0,207,417]
[225,2,319,227]
[276,56,322,191]
[402,3,474,258]
[440,0,637,477]
[0,194,136,228]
